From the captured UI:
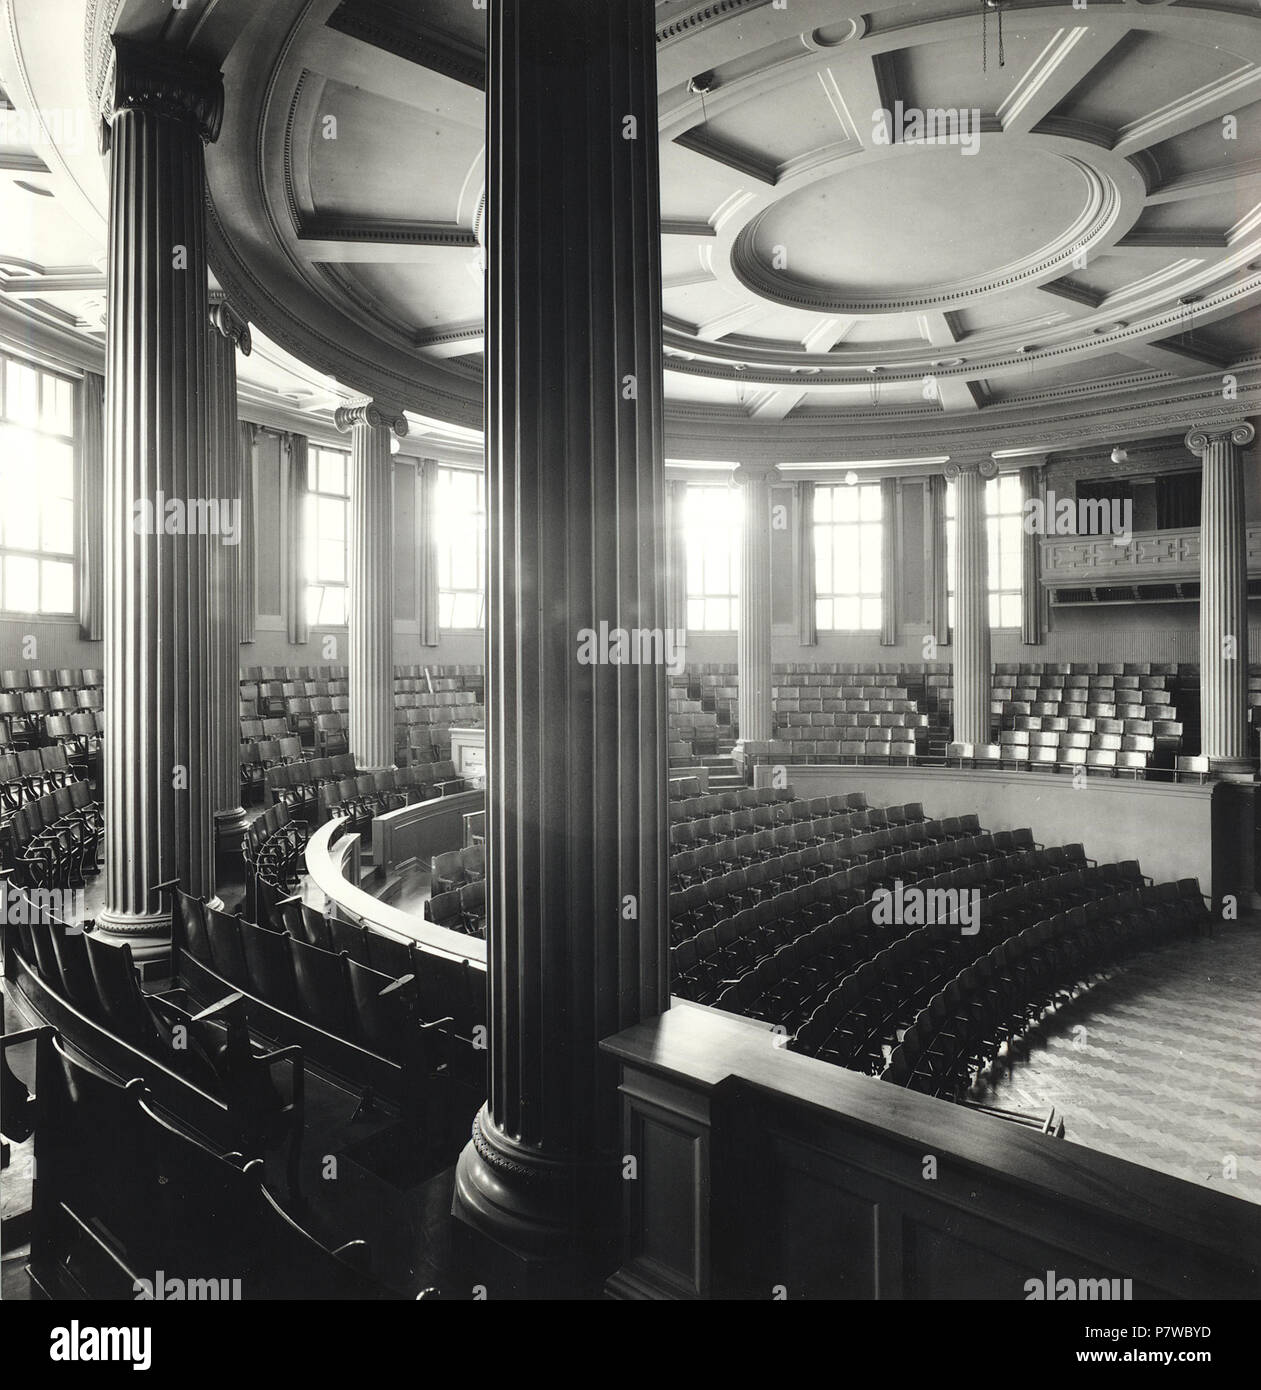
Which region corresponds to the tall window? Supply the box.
[305,446,350,627]
[436,465,485,629]
[814,482,882,631]
[685,482,741,631]
[946,473,1023,629]
[0,355,76,615]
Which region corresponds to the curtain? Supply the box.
[1155,470,1200,530]
[665,479,688,642]
[926,474,949,647]
[417,459,440,647]
[238,422,257,643]
[1020,466,1043,645]
[75,371,104,642]
[284,432,309,645]
[793,480,817,646]
[880,477,899,647]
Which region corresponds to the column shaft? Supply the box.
[950,463,992,749]
[98,40,223,946]
[737,468,774,742]
[338,404,404,772]
[1189,424,1255,770]
[207,299,250,845]
[454,0,668,1265]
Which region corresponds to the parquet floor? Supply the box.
[975,919,1261,1205]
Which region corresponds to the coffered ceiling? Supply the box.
[5,0,1261,463]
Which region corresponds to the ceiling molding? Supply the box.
[324,0,485,91]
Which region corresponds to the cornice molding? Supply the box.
[655,0,766,47]
[325,2,486,91]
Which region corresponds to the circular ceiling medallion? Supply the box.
[734,148,1119,315]
[810,20,861,48]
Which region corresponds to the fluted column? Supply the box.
[208,295,251,851]
[1187,422,1255,772]
[97,39,223,951]
[948,458,996,750]
[453,0,668,1271]
[736,463,775,743]
[1019,460,1046,646]
[336,401,406,772]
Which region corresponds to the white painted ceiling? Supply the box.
[3,0,1261,461]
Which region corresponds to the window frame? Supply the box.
[304,444,352,629]
[813,481,883,633]
[435,463,486,632]
[0,353,78,619]
[684,480,741,633]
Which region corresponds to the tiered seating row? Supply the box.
[883,883,1210,1098]
[1,755,102,890]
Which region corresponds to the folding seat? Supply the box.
[273,735,303,766]
[49,921,96,1010]
[327,914,369,965]
[288,697,315,741]
[201,903,250,985]
[173,889,212,965]
[315,713,349,756]
[425,887,465,932]
[84,933,162,1047]
[1085,749,1116,775]
[52,785,100,877]
[238,916,298,1011]
[459,880,487,936]
[432,849,468,895]
[287,934,353,1036]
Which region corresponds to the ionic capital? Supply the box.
[208,294,251,356]
[944,456,999,483]
[1185,422,1255,457]
[106,38,224,146]
[334,400,409,438]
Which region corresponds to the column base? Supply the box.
[93,909,172,967]
[451,1106,618,1290]
[214,805,250,840]
[729,741,757,783]
[1206,757,1257,782]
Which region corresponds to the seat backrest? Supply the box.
[365,929,413,979]
[299,903,332,951]
[84,934,157,1045]
[345,959,407,1058]
[328,914,369,964]
[204,905,250,985]
[49,921,96,1008]
[238,916,297,1012]
[287,935,352,1037]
